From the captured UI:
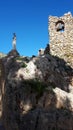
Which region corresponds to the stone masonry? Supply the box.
[49,12,73,68]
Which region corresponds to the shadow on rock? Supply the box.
[34,54,73,92]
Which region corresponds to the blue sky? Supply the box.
[0,0,73,56]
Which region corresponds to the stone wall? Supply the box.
[49,12,73,68]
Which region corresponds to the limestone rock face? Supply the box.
[1,50,73,130]
[7,49,20,57]
[0,59,5,118]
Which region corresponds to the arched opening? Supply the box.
[55,20,65,32]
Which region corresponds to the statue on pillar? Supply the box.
[12,33,16,50]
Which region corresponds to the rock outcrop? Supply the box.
[0,49,72,130]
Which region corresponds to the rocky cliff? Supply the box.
[0,48,72,130]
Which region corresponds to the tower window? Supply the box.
[55,20,65,32]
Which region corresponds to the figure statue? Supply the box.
[12,33,16,50]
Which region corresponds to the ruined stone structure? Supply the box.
[38,48,44,56]
[49,12,73,68]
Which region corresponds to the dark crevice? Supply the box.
[34,110,40,130]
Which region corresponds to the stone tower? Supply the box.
[49,12,73,68]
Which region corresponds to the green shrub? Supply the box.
[24,79,47,97]
[21,62,27,68]
[15,56,23,61]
